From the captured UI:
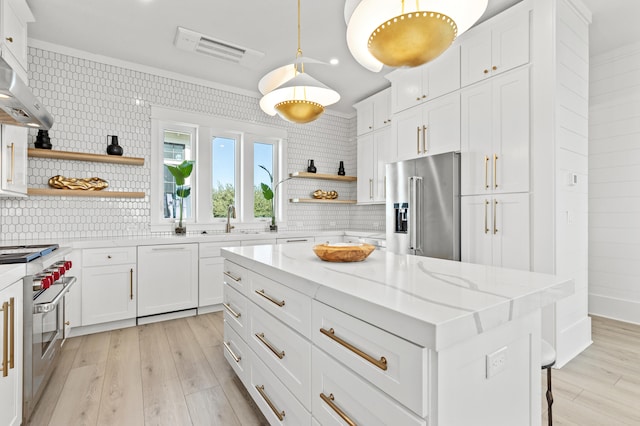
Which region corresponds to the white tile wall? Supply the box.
[0,47,385,242]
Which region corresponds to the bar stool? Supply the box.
[541,339,557,426]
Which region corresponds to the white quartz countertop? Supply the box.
[222,243,574,351]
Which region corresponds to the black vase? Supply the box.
[307,159,316,173]
[35,130,52,149]
[107,135,123,156]
[338,161,345,176]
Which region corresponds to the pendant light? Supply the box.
[259,0,340,124]
[345,0,488,72]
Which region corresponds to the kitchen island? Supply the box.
[221,244,573,425]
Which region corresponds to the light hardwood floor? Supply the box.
[28,313,640,426]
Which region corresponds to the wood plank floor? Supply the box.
[28,313,640,425]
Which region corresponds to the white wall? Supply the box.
[589,41,640,324]
[0,45,385,242]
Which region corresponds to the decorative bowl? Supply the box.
[312,242,375,262]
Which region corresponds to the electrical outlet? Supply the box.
[486,346,508,378]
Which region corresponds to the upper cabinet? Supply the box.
[0,125,27,197]
[460,9,530,88]
[0,0,34,82]
[354,88,391,136]
[387,45,460,114]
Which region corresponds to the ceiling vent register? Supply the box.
[174,26,265,68]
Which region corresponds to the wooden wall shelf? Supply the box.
[289,172,356,182]
[28,188,145,198]
[289,198,356,204]
[28,149,145,166]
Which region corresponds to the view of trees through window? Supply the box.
[163,130,192,220]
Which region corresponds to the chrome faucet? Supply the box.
[226,205,236,233]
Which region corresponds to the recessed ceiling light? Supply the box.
[329,58,339,65]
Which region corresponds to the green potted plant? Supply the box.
[259,165,291,232]
[166,160,194,235]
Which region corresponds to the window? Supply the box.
[151,107,287,232]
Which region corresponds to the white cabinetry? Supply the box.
[199,241,240,310]
[461,193,530,270]
[0,125,27,197]
[0,276,22,426]
[460,8,530,87]
[354,88,391,135]
[81,247,136,326]
[276,236,314,244]
[461,67,530,196]
[387,45,460,114]
[393,92,460,162]
[0,0,33,82]
[357,127,392,204]
[137,244,198,317]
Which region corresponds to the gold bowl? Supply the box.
[312,243,375,262]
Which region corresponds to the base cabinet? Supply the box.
[199,241,240,308]
[0,277,22,426]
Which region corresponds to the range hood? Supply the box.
[0,56,53,129]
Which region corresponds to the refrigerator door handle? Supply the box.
[409,176,423,253]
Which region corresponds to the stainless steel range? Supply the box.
[0,244,76,424]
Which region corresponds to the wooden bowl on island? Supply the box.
[312,243,376,262]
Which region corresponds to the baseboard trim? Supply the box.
[589,294,640,325]
[68,318,137,337]
[197,304,223,315]
[555,316,592,368]
[137,308,197,325]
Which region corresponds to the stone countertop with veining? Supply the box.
[221,243,574,351]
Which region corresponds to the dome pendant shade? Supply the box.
[275,100,325,123]
[368,12,457,68]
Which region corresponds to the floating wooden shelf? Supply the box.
[28,188,145,198]
[28,149,144,166]
[289,198,356,204]
[289,171,356,182]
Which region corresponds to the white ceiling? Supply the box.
[26,0,640,116]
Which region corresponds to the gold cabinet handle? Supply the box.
[255,385,285,421]
[416,126,421,154]
[492,65,498,71]
[484,200,489,234]
[5,37,13,43]
[422,125,428,154]
[320,327,387,371]
[130,268,134,300]
[320,393,357,426]
[223,302,241,318]
[1,301,7,377]
[65,321,71,326]
[493,153,498,189]
[223,341,241,363]
[483,69,489,74]
[369,178,373,199]
[7,143,15,184]
[493,199,499,234]
[484,155,489,189]
[224,271,242,282]
[255,332,285,359]
[8,298,14,369]
[255,289,285,307]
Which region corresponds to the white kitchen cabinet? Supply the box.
[0,0,33,82]
[387,45,460,114]
[199,241,240,309]
[461,67,529,196]
[0,276,22,426]
[137,243,198,317]
[0,125,27,197]
[460,8,529,87]
[394,91,460,162]
[461,193,530,270]
[357,127,393,204]
[354,88,391,136]
[81,247,137,326]
[241,239,276,246]
[276,236,314,244]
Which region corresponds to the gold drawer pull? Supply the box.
[224,271,242,282]
[255,385,285,421]
[255,333,285,359]
[320,327,387,371]
[320,393,357,426]
[255,289,285,307]
[223,302,241,318]
[1,301,7,377]
[223,341,241,363]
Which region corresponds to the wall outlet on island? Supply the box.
[486,346,508,379]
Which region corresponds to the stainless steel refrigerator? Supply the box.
[385,152,461,260]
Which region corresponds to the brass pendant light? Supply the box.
[259,0,339,123]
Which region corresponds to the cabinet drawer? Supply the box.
[200,241,240,258]
[223,284,247,340]
[276,237,313,244]
[222,260,248,296]
[312,347,426,426]
[83,247,136,267]
[248,302,311,409]
[312,301,430,417]
[223,320,249,385]
[248,271,311,336]
[247,349,311,426]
